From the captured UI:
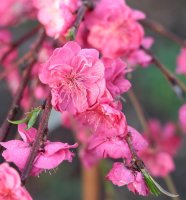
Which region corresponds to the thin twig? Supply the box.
[128,90,149,135]
[142,19,186,47]
[0,25,41,63]
[0,28,46,142]
[143,48,186,99]
[128,90,180,200]
[21,94,52,181]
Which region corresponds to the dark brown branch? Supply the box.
[21,94,52,181]
[67,0,94,40]
[0,25,41,63]
[0,28,46,142]
[142,19,186,47]
[143,48,186,99]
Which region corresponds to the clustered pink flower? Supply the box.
[39,41,106,114]
[33,0,80,38]
[0,162,32,200]
[77,0,145,59]
[38,38,150,195]
[176,47,186,75]
[0,123,78,176]
[139,119,181,177]
[106,162,149,196]
[179,104,186,133]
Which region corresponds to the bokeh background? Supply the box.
[0,0,186,199]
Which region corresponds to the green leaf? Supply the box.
[7,106,42,130]
[141,169,179,197]
[66,27,76,41]
[26,107,41,130]
[8,117,29,125]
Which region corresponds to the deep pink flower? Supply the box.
[75,101,127,136]
[39,41,106,114]
[82,0,145,58]
[103,58,131,98]
[127,171,149,196]
[0,124,78,176]
[128,126,148,152]
[176,47,186,75]
[106,162,149,196]
[87,134,131,160]
[0,162,32,200]
[33,0,80,38]
[179,104,186,133]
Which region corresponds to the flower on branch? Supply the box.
[0,123,78,176]
[0,162,32,200]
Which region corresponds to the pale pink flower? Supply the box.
[179,104,186,133]
[139,150,175,177]
[103,58,131,98]
[106,162,149,196]
[39,41,106,114]
[145,119,181,156]
[0,162,32,200]
[0,30,20,98]
[33,0,80,38]
[0,123,78,176]
[83,0,145,58]
[0,0,35,26]
[176,47,186,75]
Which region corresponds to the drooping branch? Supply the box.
[128,90,149,135]
[142,19,186,47]
[0,25,41,64]
[127,90,180,200]
[143,48,186,99]
[0,28,46,142]
[21,94,52,181]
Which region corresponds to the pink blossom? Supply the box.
[124,37,154,68]
[0,162,32,200]
[103,58,131,98]
[128,126,148,152]
[87,134,131,160]
[145,119,181,156]
[179,104,186,133]
[0,0,35,26]
[0,124,78,176]
[139,119,180,177]
[75,101,127,137]
[139,150,175,177]
[127,171,149,196]
[82,0,145,58]
[33,0,80,38]
[176,47,186,75]
[106,162,149,196]
[39,41,106,114]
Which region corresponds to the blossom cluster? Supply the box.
[0,0,185,199]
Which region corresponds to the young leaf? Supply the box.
[8,116,29,125]
[26,107,41,130]
[141,169,179,198]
